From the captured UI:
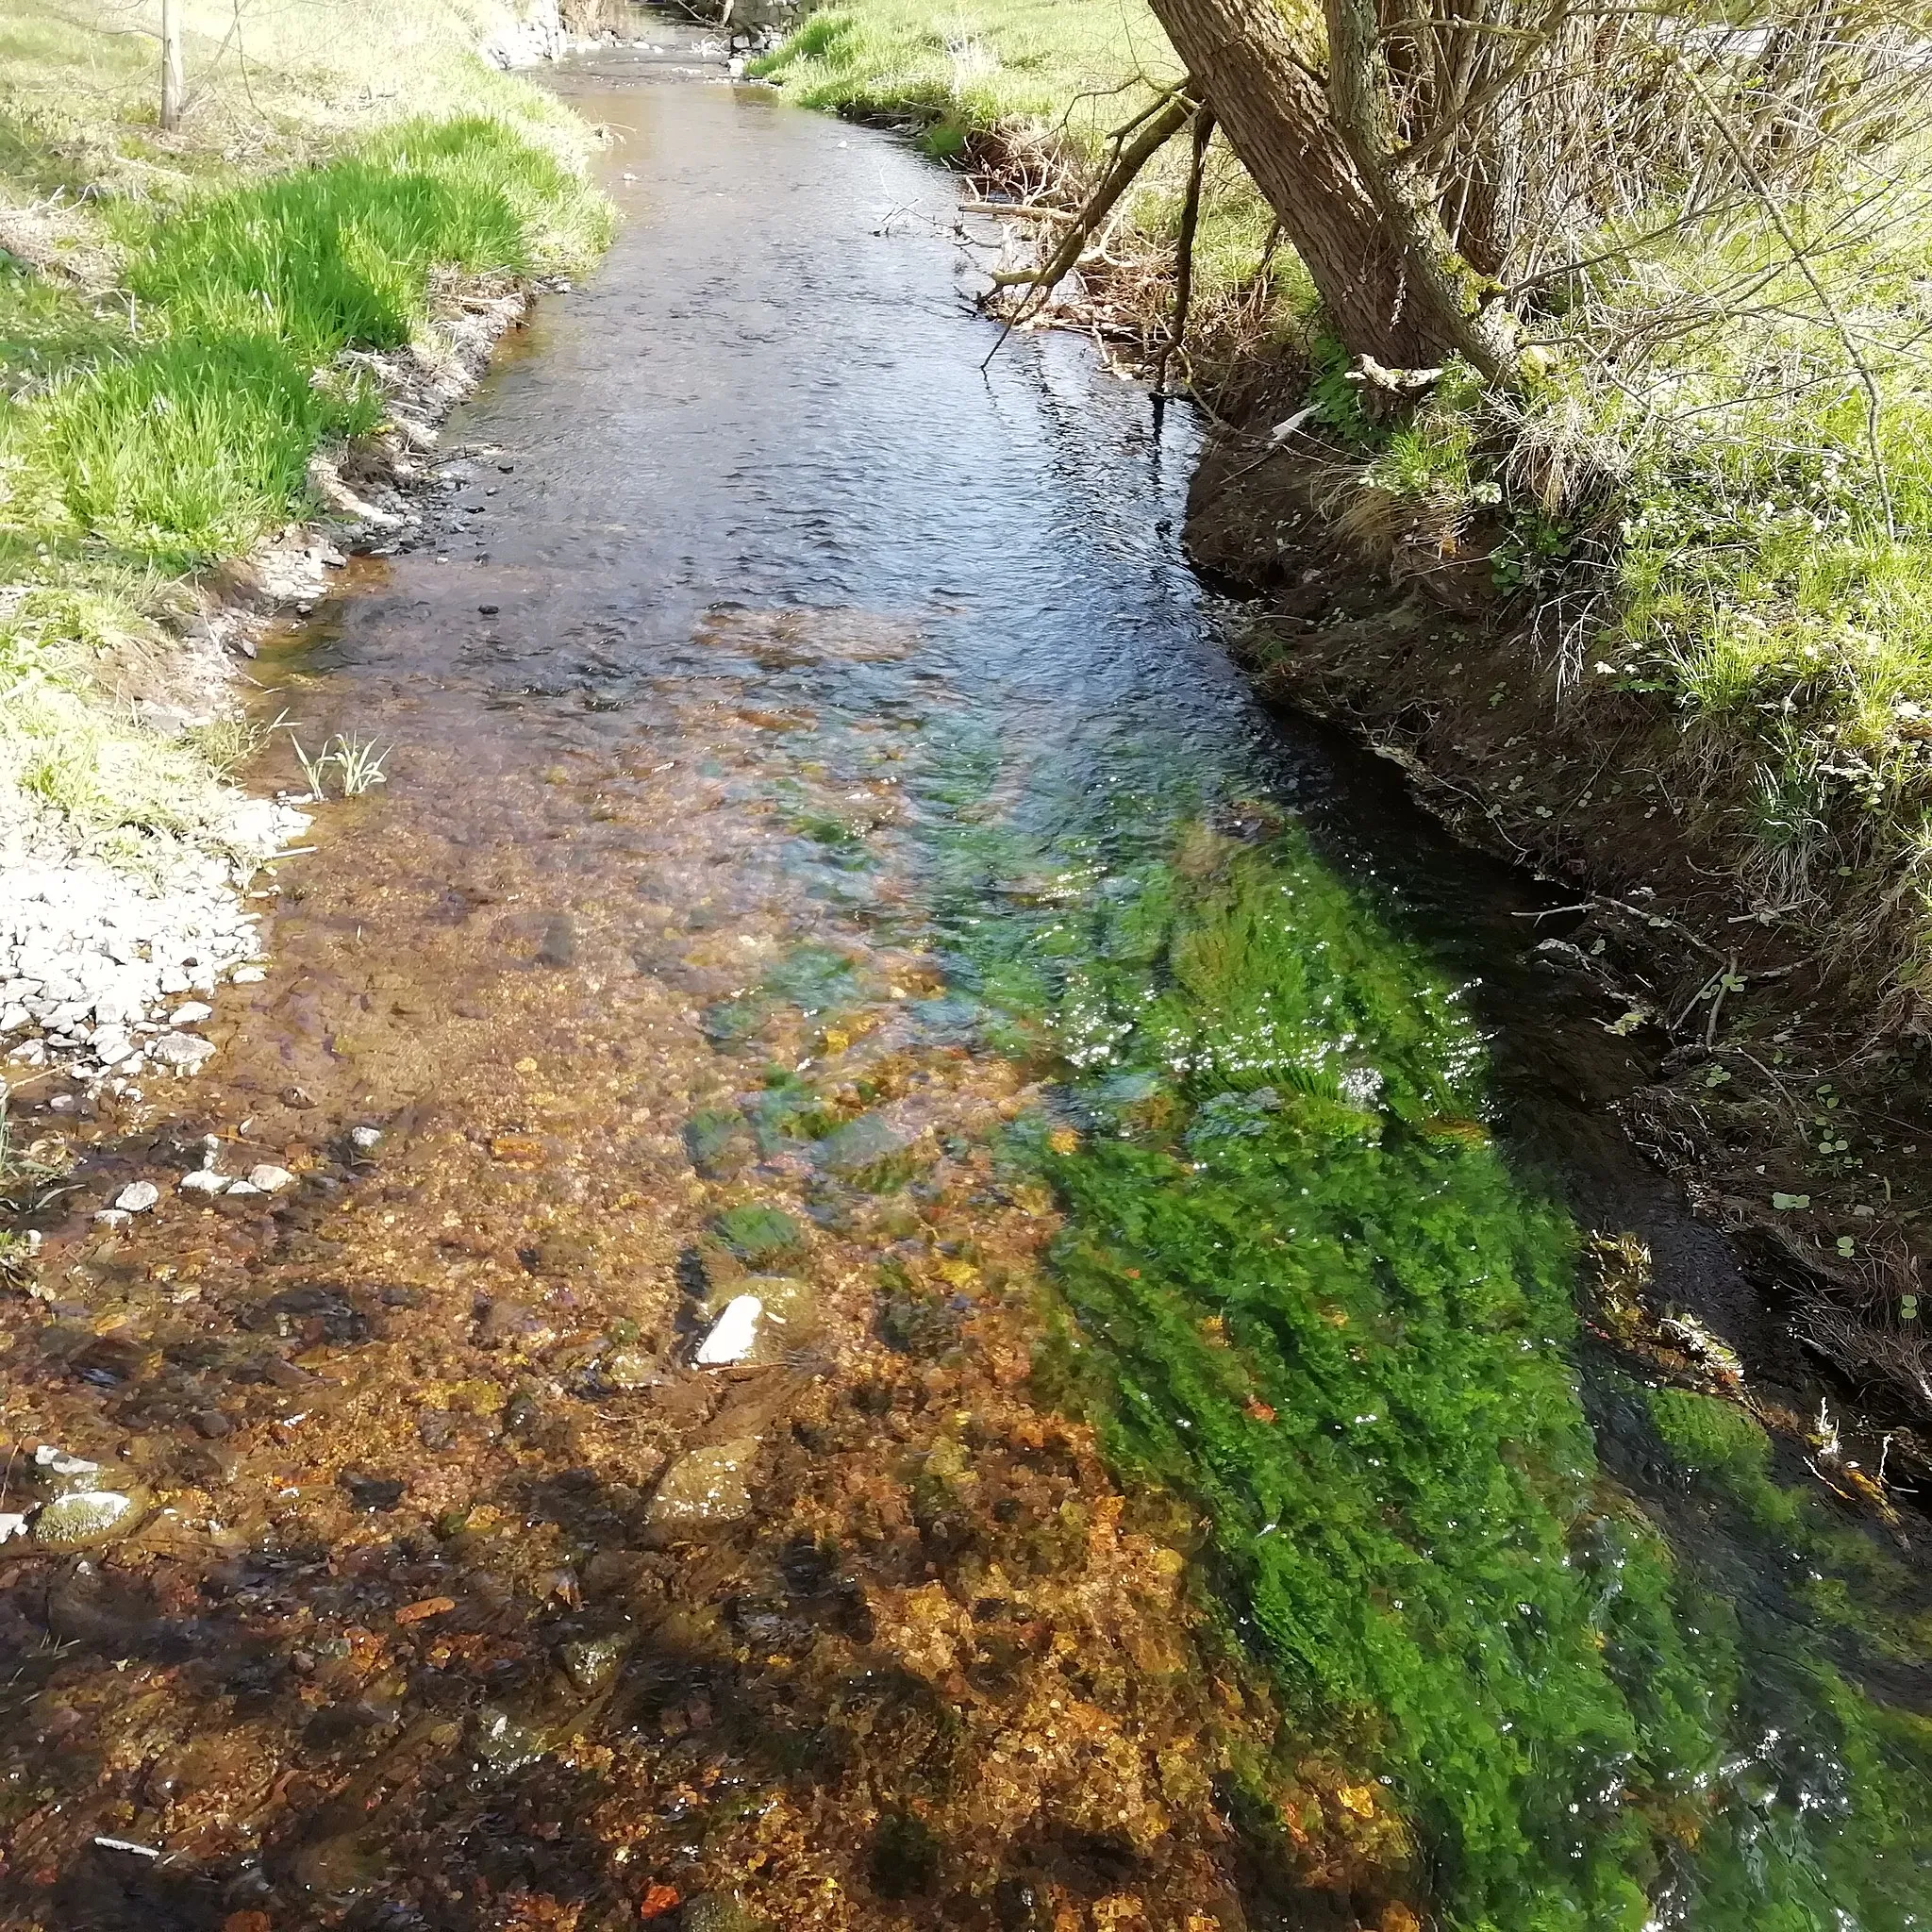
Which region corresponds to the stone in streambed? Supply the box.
[704,1274,815,1364]
[558,1631,630,1696]
[534,915,577,967]
[113,1181,159,1213]
[645,1439,758,1536]
[695,1294,762,1366]
[31,1486,151,1551]
[149,1032,216,1074]
[681,1895,768,1932]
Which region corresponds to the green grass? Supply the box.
[0,4,611,855]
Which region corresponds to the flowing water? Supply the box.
[2,37,1928,1932]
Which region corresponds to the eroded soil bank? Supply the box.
[1187,426,1932,1453]
[2,41,1928,1932]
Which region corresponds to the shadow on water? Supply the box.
[2,25,1928,1932]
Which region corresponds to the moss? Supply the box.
[933,793,1932,1929]
[711,1204,807,1266]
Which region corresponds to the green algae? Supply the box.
[932,805,1932,1929]
[711,1204,806,1265]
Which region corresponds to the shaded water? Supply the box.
[2,38,1927,1932]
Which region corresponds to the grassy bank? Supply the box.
[0,0,610,865]
[758,0,1932,1004]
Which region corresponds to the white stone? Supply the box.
[179,1170,228,1195]
[150,1032,216,1074]
[113,1181,160,1213]
[232,966,267,984]
[695,1294,763,1366]
[169,1001,213,1025]
[247,1164,294,1193]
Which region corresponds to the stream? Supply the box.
[2,34,1927,1932]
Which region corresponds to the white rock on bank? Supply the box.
[0,797,305,1087]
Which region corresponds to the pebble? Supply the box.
[248,1163,295,1193]
[149,1032,217,1074]
[32,1445,104,1495]
[695,1294,763,1366]
[349,1125,382,1150]
[645,1438,759,1533]
[113,1181,159,1213]
[534,914,577,967]
[468,1705,547,1774]
[179,1169,228,1195]
[31,1486,151,1551]
[232,966,267,984]
[603,1348,654,1391]
[558,1631,630,1696]
[169,1001,213,1024]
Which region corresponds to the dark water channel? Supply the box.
[3,36,1927,1932]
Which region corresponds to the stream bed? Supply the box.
[1,37,1927,1932]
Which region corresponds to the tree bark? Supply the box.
[1143,0,1512,375]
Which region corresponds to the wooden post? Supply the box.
[159,0,185,131]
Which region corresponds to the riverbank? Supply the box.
[752,0,1932,1456]
[0,1,611,1108]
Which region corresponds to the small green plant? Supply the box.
[331,733,391,796]
[279,725,391,800]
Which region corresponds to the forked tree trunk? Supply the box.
[1145,0,1514,375]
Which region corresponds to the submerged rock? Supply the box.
[604,1348,656,1390]
[705,1274,814,1364]
[469,1704,547,1774]
[31,1486,150,1551]
[694,1293,763,1365]
[112,1180,159,1213]
[558,1630,630,1696]
[681,1895,767,1932]
[815,1110,917,1184]
[646,1438,759,1535]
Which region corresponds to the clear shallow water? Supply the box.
[1,39,1925,1932]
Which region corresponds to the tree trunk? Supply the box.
[1144,0,1512,375]
[159,0,185,132]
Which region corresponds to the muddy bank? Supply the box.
[1187,423,1932,1450]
